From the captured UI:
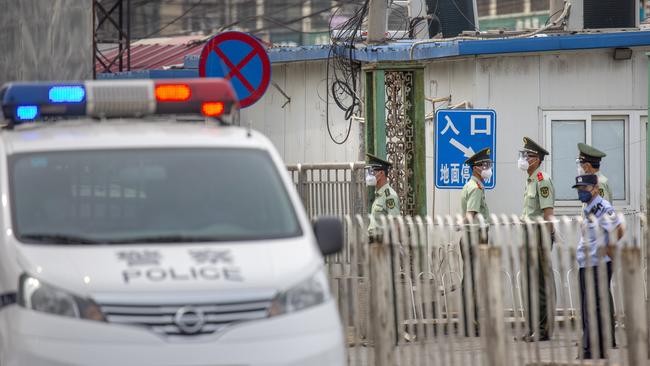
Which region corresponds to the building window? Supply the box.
[546,113,627,204]
[496,0,524,15]
[531,0,550,12]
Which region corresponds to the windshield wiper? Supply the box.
[20,234,103,245]
[105,235,225,244]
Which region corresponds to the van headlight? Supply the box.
[268,269,330,316]
[18,274,105,321]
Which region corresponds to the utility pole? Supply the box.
[94,0,131,76]
[367,0,387,43]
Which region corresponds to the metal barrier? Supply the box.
[327,214,648,366]
[287,162,367,218]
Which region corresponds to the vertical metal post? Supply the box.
[373,69,387,158]
[93,0,97,79]
[367,0,387,43]
[126,0,131,71]
[118,0,123,71]
[365,68,386,213]
[411,67,426,216]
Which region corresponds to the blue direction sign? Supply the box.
[435,109,497,189]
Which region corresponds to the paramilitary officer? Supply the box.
[517,136,556,342]
[367,153,400,237]
[573,174,623,359]
[460,147,492,337]
[577,143,612,203]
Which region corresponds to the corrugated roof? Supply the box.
[95,36,206,73]
[97,31,650,78]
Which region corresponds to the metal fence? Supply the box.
[287,162,367,219]
[327,214,649,366]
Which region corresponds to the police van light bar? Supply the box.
[155,84,191,102]
[201,102,225,117]
[49,86,86,103]
[1,78,238,124]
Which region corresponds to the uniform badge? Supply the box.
[386,198,395,209]
[599,188,604,197]
[540,186,549,198]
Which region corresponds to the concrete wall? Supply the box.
[242,47,649,217]
[0,0,93,84]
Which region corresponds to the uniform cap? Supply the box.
[572,174,598,188]
[521,136,549,156]
[464,147,491,166]
[577,142,606,163]
[366,153,392,170]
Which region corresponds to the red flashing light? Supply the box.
[201,102,225,117]
[155,84,191,102]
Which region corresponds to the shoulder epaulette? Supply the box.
[537,172,544,182]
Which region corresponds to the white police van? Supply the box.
[0,79,345,365]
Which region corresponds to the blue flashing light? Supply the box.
[16,105,39,120]
[48,86,85,103]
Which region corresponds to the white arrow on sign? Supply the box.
[449,138,475,158]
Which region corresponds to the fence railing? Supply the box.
[287,162,367,219]
[327,214,649,366]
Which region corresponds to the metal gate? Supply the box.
[287,162,367,219]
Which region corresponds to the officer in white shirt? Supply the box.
[573,174,624,359]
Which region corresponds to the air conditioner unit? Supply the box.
[568,0,638,31]
[425,0,478,38]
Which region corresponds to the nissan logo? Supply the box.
[174,306,205,334]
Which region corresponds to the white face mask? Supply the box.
[480,167,493,181]
[517,157,529,171]
[365,172,377,186]
[577,164,586,176]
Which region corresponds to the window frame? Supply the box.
[543,110,643,214]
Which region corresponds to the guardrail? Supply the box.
[327,214,648,366]
[287,162,367,218]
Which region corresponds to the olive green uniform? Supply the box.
[460,174,490,336]
[521,166,556,340]
[368,183,400,235]
[461,175,490,219]
[596,171,612,203]
[522,166,555,218]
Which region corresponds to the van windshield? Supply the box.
[10,149,302,244]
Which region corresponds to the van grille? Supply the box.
[100,299,272,336]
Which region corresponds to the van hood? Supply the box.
[14,236,322,298]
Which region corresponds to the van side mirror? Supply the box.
[313,216,343,256]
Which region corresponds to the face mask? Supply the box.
[480,167,493,181]
[577,166,586,175]
[517,157,529,171]
[578,190,592,203]
[365,172,377,186]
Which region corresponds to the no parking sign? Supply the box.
[198,32,271,108]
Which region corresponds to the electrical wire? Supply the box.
[324,0,369,145]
